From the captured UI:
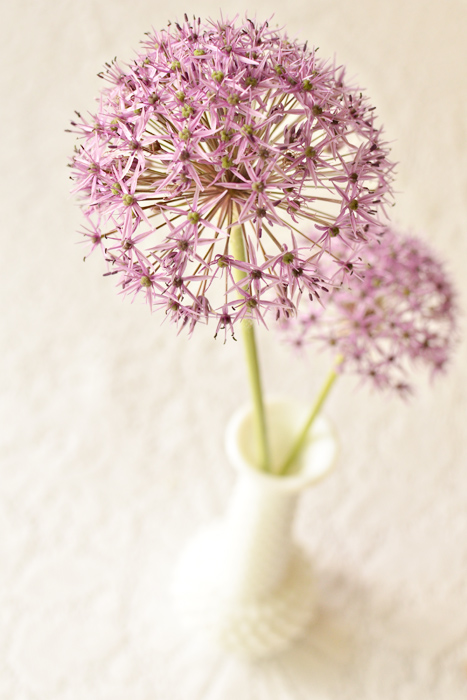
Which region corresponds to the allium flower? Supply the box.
[281,228,457,393]
[69,15,394,335]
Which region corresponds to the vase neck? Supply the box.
[221,472,300,600]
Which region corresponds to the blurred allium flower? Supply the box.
[70,15,394,336]
[282,229,457,393]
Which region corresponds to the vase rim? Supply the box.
[225,397,338,491]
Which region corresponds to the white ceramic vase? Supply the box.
[172,399,337,660]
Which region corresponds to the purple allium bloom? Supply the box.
[70,15,394,336]
[281,229,457,393]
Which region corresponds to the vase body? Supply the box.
[172,399,337,660]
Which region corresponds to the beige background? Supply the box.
[1,1,467,697]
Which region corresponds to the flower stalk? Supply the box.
[278,355,343,476]
[230,224,271,473]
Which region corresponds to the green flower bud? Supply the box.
[282,252,294,264]
[140,276,152,287]
[178,127,190,141]
[212,70,224,83]
[188,212,200,224]
[181,104,193,118]
[122,194,134,206]
[302,79,313,91]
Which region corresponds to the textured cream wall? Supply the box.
[1,1,466,697]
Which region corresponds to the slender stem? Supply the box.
[278,355,343,476]
[230,224,271,472]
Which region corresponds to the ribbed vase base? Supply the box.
[172,524,317,660]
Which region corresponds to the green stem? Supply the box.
[278,356,343,476]
[230,224,271,472]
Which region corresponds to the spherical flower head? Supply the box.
[70,15,394,337]
[281,228,458,393]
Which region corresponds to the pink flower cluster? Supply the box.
[281,229,457,394]
[70,15,393,336]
